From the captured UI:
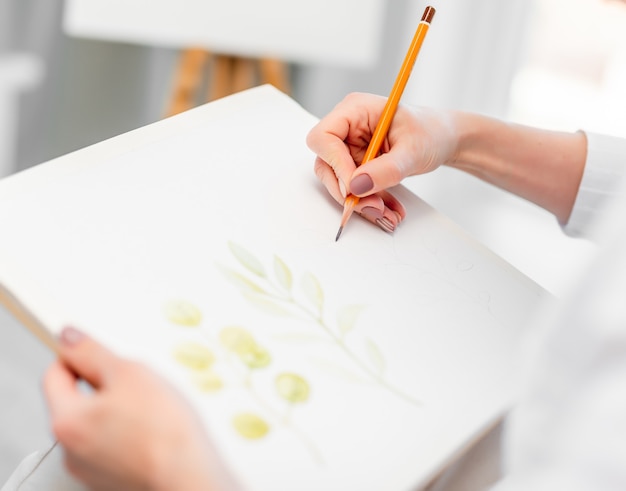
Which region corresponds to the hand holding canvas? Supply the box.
[43,327,241,491]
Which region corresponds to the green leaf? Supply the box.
[173,342,215,370]
[240,345,272,369]
[233,413,270,439]
[228,241,266,277]
[275,373,310,403]
[192,371,223,392]
[301,272,324,314]
[217,265,267,295]
[336,304,365,336]
[366,338,386,375]
[243,292,293,317]
[219,326,257,355]
[273,255,293,292]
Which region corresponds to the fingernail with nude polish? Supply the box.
[350,174,374,195]
[59,326,85,346]
[360,206,384,221]
[376,217,396,234]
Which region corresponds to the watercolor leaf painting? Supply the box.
[165,301,322,463]
[220,241,420,406]
[163,241,422,464]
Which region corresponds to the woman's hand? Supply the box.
[44,327,240,491]
[307,92,587,227]
[306,92,459,232]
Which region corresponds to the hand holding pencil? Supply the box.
[306,6,436,240]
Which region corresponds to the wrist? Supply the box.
[445,111,587,222]
[448,111,502,176]
[150,436,240,491]
[148,439,212,491]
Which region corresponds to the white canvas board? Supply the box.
[63,0,387,68]
[0,85,548,490]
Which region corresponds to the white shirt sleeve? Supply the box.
[563,132,626,238]
[493,175,626,491]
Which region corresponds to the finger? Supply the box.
[307,94,385,191]
[313,157,345,204]
[43,360,82,419]
[355,194,385,218]
[379,190,407,221]
[355,191,408,234]
[349,151,408,197]
[57,327,120,388]
[315,158,389,218]
[307,130,356,197]
[63,453,88,485]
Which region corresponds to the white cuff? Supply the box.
[563,132,626,238]
[1,443,86,491]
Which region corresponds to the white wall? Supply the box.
[403,0,529,116]
[0,55,42,177]
[0,0,40,177]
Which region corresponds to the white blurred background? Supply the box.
[1,0,625,482]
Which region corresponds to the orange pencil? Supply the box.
[335,5,436,241]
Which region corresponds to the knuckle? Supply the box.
[305,126,319,149]
[388,162,404,184]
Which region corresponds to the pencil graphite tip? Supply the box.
[335,195,358,242]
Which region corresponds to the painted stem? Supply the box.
[264,281,421,407]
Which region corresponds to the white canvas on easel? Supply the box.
[63,0,387,68]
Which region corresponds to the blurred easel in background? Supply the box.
[165,49,291,117]
[62,0,385,116]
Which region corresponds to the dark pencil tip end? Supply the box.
[335,226,343,242]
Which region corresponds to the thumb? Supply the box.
[349,152,406,197]
[57,326,118,388]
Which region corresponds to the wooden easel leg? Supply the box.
[232,57,256,94]
[259,58,291,94]
[208,55,235,101]
[167,51,291,111]
[165,48,209,117]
